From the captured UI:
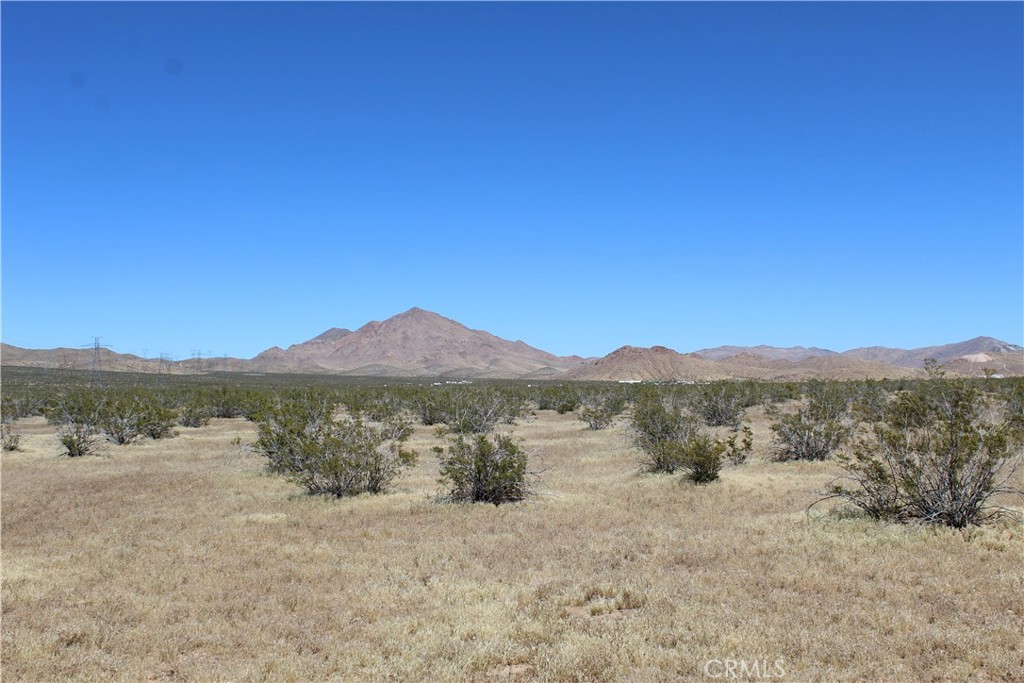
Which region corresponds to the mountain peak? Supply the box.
[398,306,435,316]
[311,327,352,343]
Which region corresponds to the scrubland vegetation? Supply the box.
[2,366,1023,681]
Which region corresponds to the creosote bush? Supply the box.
[140,402,178,439]
[2,420,21,452]
[629,393,749,483]
[253,395,416,497]
[770,382,852,461]
[690,382,749,428]
[578,392,627,430]
[434,433,532,505]
[629,394,698,472]
[47,391,103,457]
[824,380,1024,527]
[58,421,100,457]
[177,399,211,428]
[417,387,528,434]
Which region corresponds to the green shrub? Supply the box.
[534,385,581,414]
[770,409,850,461]
[46,391,103,456]
[724,426,754,466]
[58,421,100,457]
[825,380,1024,527]
[770,383,852,461]
[629,394,699,473]
[2,420,21,451]
[434,433,532,505]
[253,397,416,497]
[678,433,727,484]
[99,394,143,445]
[690,382,748,428]
[425,387,528,434]
[202,386,254,419]
[177,399,211,428]
[139,402,178,439]
[578,392,626,430]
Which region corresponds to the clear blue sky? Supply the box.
[3,2,1021,360]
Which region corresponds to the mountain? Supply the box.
[251,326,355,373]
[564,346,733,382]
[939,351,1024,378]
[841,336,1024,368]
[720,354,922,381]
[695,345,838,362]
[250,307,585,377]
[0,344,192,375]
[2,314,1019,380]
[567,345,923,382]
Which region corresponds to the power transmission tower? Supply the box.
[81,337,111,387]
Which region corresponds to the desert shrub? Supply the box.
[252,394,338,475]
[534,385,580,413]
[98,394,144,445]
[139,401,178,439]
[45,390,103,427]
[724,426,754,466]
[852,381,890,424]
[690,382,748,428]
[342,389,404,422]
[629,393,699,473]
[770,383,852,461]
[578,392,627,430]
[555,398,580,414]
[293,416,416,497]
[435,433,532,505]
[770,410,850,461]
[678,433,727,484]
[804,380,853,421]
[1000,380,1024,431]
[201,386,255,419]
[2,394,45,420]
[2,420,21,451]
[253,396,416,497]
[177,399,211,428]
[58,421,100,457]
[415,393,448,427]
[46,391,103,457]
[824,380,1024,527]
[423,387,528,434]
[629,392,750,484]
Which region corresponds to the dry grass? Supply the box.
[3,409,1023,682]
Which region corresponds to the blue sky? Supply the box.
[2,2,1021,360]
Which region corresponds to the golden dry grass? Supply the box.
[3,409,1023,682]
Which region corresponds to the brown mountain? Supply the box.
[3,315,1019,380]
[567,346,923,382]
[564,346,733,382]
[718,354,923,381]
[250,308,585,378]
[250,327,355,374]
[841,336,1024,368]
[695,345,837,362]
[938,351,1024,378]
[0,344,193,375]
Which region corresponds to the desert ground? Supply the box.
[3,407,1023,682]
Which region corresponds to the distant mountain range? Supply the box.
[694,337,1023,369]
[2,308,1021,381]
